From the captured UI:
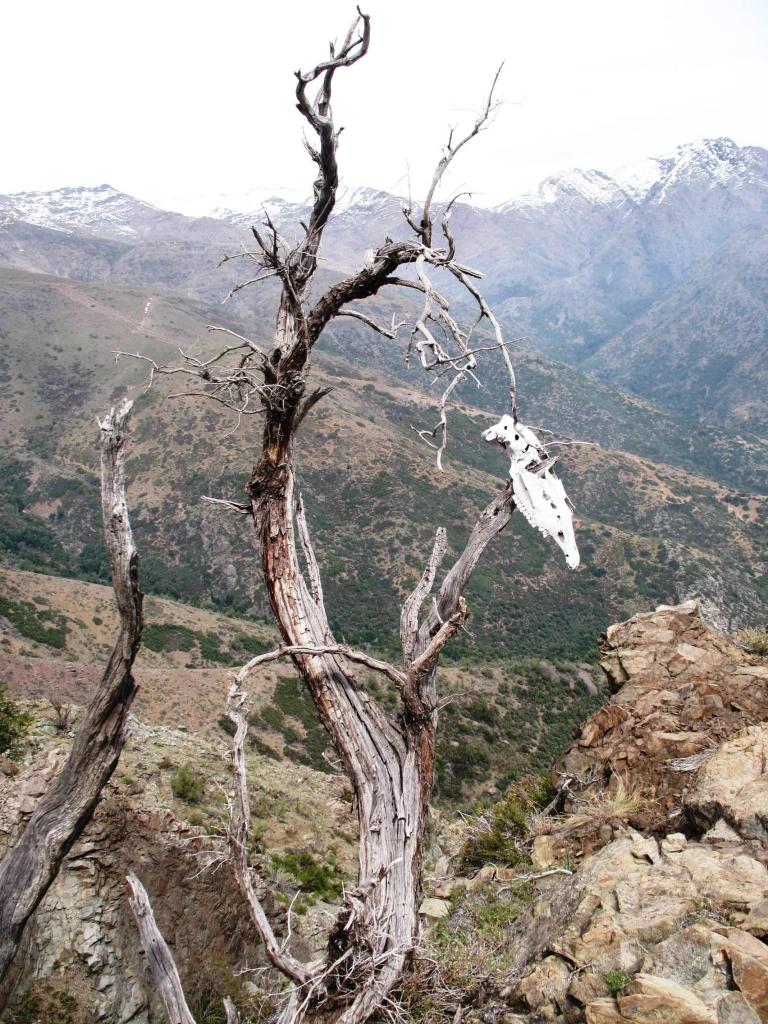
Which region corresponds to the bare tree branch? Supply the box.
[126,873,197,1024]
[234,644,406,691]
[409,64,503,247]
[0,401,143,1002]
[337,309,406,339]
[225,683,312,987]
[400,529,447,665]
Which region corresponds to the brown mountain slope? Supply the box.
[1,268,766,662]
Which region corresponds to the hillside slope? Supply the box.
[0,269,765,665]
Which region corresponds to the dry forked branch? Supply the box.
[126,873,197,1024]
[122,34,515,466]
[224,681,311,987]
[120,10,582,1024]
[0,400,143,1008]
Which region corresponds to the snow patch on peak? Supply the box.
[159,185,312,221]
[158,183,401,223]
[538,168,624,205]
[612,156,668,199]
[495,167,627,213]
[495,139,768,214]
[1,184,158,236]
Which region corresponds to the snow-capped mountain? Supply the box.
[0,184,160,238]
[0,138,766,431]
[496,138,768,212]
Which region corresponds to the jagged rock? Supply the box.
[532,835,559,870]
[466,864,497,891]
[711,928,768,1022]
[559,602,768,839]
[465,602,768,1024]
[686,725,768,843]
[569,970,611,1006]
[740,900,768,938]
[660,833,687,854]
[617,973,716,1022]
[433,878,469,898]
[585,998,625,1023]
[629,833,661,864]
[702,819,743,845]
[518,955,571,1012]
[419,897,450,919]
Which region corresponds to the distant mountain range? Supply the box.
[0,138,766,648]
[1,137,766,432]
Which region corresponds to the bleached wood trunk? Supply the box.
[249,383,512,1024]
[120,15,522,1023]
[0,401,143,1010]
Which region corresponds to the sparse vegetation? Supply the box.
[603,969,632,995]
[552,775,652,837]
[404,883,536,1011]
[460,776,555,869]
[0,685,32,761]
[171,763,205,804]
[735,627,768,656]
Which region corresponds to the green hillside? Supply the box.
[0,267,766,669]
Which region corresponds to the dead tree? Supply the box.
[121,12,578,1024]
[0,401,143,1007]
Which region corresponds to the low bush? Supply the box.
[270,851,343,902]
[171,763,205,804]
[460,775,555,870]
[0,685,32,761]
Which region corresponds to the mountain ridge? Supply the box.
[1,137,765,432]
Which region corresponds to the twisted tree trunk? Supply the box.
[249,388,512,1024]
[0,401,143,1009]
[121,13,535,1024]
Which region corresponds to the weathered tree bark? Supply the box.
[126,873,197,1024]
[0,400,143,1007]
[249,436,511,1024]
[119,13,533,1024]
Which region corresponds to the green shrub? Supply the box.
[271,851,343,902]
[171,763,205,804]
[0,595,67,649]
[460,775,555,869]
[0,685,32,761]
[142,622,196,653]
[603,970,632,995]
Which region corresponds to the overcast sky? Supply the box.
[4,0,767,209]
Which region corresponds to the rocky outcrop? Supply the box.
[0,713,355,1022]
[559,601,768,839]
[492,602,768,1023]
[503,830,768,1022]
[686,725,768,845]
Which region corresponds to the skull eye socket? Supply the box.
[514,434,519,440]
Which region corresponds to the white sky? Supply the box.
[3,0,767,209]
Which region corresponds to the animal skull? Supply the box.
[482,414,580,569]
[481,414,543,468]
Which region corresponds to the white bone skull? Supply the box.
[482,414,580,569]
[481,414,543,468]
